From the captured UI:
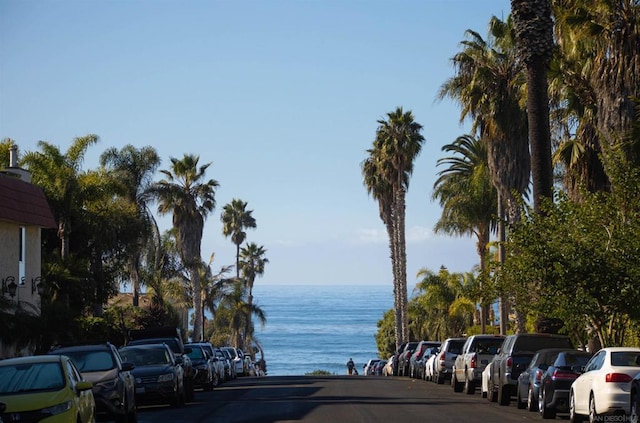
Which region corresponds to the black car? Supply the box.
[516,348,569,411]
[185,344,215,391]
[397,342,420,377]
[119,343,185,407]
[49,342,137,423]
[538,349,592,419]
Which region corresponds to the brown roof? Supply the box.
[0,173,56,228]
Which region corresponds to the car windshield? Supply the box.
[449,341,465,355]
[120,348,171,366]
[64,350,115,372]
[187,348,205,360]
[474,339,503,354]
[225,349,238,359]
[0,362,64,394]
[611,351,640,367]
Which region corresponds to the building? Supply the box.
[0,144,56,356]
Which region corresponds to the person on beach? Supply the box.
[346,358,355,375]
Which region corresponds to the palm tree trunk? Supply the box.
[130,255,140,307]
[395,187,409,343]
[236,243,241,280]
[386,222,401,351]
[477,227,490,333]
[497,194,508,335]
[192,265,203,342]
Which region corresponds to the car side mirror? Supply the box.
[175,356,183,365]
[122,362,135,372]
[76,381,93,393]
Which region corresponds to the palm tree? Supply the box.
[150,154,219,342]
[100,145,161,306]
[433,134,498,332]
[221,199,257,279]
[362,148,401,349]
[239,243,269,306]
[439,16,530,334]
[223,281,267,355]
[363,106,425,346]
[21,135,100,260]
[512,0,555,212]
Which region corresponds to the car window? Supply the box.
[611,352,640,367]
[449,341,466,354]
[187,348,205,360]
[0,362,64,393]
[64,350,116,372]
[585,351,605,372]
[473,339,504,354]
[557,353,591,367]
[121,348,171,366]
[513,336,573,352]
[65,359,83,385]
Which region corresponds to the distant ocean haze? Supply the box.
[251,284,394,376]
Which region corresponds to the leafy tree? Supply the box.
[221,199,257,279]
[150,154,219,342]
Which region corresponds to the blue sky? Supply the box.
[0,0,511,286]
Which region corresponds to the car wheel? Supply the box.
[588,394,598,423]
[540,388,556,419]
[631,392,639,423]
[516,384,526,409]
[452,373,463,393]
[527,385,538,412]
[570,391,584,423]
[498,382,510,406]
[488,379,497,402]
[464,376,475,395]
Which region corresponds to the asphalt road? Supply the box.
[131,375,551,423]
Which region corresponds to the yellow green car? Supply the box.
[0,354,96,423]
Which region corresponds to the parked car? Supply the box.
[0,355,95,423]
[186,344,215,390]
[488,333,573,406]
[570,347,640,422]
[382,356,396,376]
[221,346,245,376]
[363,359,381,376]
[213,346,232,381]
[482,359,494,398]
[425,347,441,381]
[416,346,440,380]
[452,334,504,394]
[128,327,195,401]
[119,343,186,407]
[538,349,592,419]
[630,371,640,423]
[409,341,441,379]
[515,348,569,411]
[433,337,466,384]
[187,342,221,387]
[397,341,420,377]
[49,342,137,422]
[219,347,237,379]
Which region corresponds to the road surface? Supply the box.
[131,375,548,423]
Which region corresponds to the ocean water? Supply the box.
[251,284,394,376]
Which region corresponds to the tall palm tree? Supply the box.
[151,154,219,342]
[100,145,161,306]
[221,199,257,279]
[362,148,401,349]
[439,16,530,334]
[222,281,267,355]
[239,243,269,307]
[433,135,498,332]
[363,107,425,346]
[21,135,100,260]
[512,0,555,212]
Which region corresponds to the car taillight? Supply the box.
[470,354,477,369]
[505,356,512,369]
[605,373,632,383]
[438,352,445,365]
[551,369,578,380]
[535,369,544,383]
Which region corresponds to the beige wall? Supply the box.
[0,221,42,313]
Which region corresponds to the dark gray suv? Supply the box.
[49,342,137,423]
[488,333,573,406]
